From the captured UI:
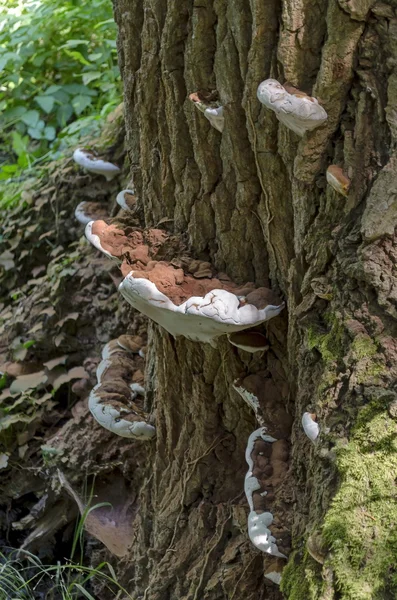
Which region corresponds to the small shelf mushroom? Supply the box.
[73,148,120,181]
[228,331,269,353]
[74,201,109,226]
[117,189,136,211]
[189,92,224,132]
[326,165,351,196]
[301,412,320,441]
[256,79,327,136]
[89,336,155,440]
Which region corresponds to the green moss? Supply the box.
[307,314,346,364]
[281,551,322,600]
[350,335,387,385]
[322,397,397,599]
[351,335,378,360]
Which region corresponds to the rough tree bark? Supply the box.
[111,1,397,599]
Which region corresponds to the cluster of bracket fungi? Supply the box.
[70,75,341,585]
[89,334,155,440]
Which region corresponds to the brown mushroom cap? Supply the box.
[283,82,312,100]
[228,331,269,352]
[117,335,144,354]
[326,165,351,196]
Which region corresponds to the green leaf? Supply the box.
[56,104,73,127]
[20,110,40,127]
[99,82,115,93]
[63,84,97,96]
[17,154,29,168]
[71,95,92,116]
[23,340,36,349]
[35,95,55,113]
[82,71,102,85]
[88,52,102,61]
[1,164,18,174]
[3,106,27,122]
[53,89,70,103]
[43,126,56,141]
[64,49,91,66]
[61,39,90,48]
[69,583,95,600]
[11,131,28,157]
[27,126,44,140]
[44,85,62,95]
[31,52,48,67]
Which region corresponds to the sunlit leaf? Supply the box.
[82,71,102,85]
[64,49,91,66]
[61,39,90,48]
[11,131,28,157]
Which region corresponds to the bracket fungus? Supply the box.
[302,412,320,441]
[117,189,136,211]
[73,148,120,181]
[189,92,224,132]
[120,278,283,344]
[228,331,269,353]
[245,428,288,568]
[89,335,155,440]
[85,220,284,344]
[74,201,109,226]
[326,165,351,196]
[256,79,327,136]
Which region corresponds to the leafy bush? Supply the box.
[0,0,121,180]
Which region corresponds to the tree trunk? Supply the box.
[111,1,397,599]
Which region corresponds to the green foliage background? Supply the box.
[0,0,121,190]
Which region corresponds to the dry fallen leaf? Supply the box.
[54,333,65,348]
[43,355,68,371]
[10,371,48,395]
[55,313,79,328]
[52,367,88,391]
[0,250,15,271]
[39,306,56,317]
[0,454,9,469]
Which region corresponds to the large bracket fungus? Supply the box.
[73,148,121,181]
[189,92,224,132]
[89,335,155,440]
[256,79,327,136]
[85,220,284,344]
